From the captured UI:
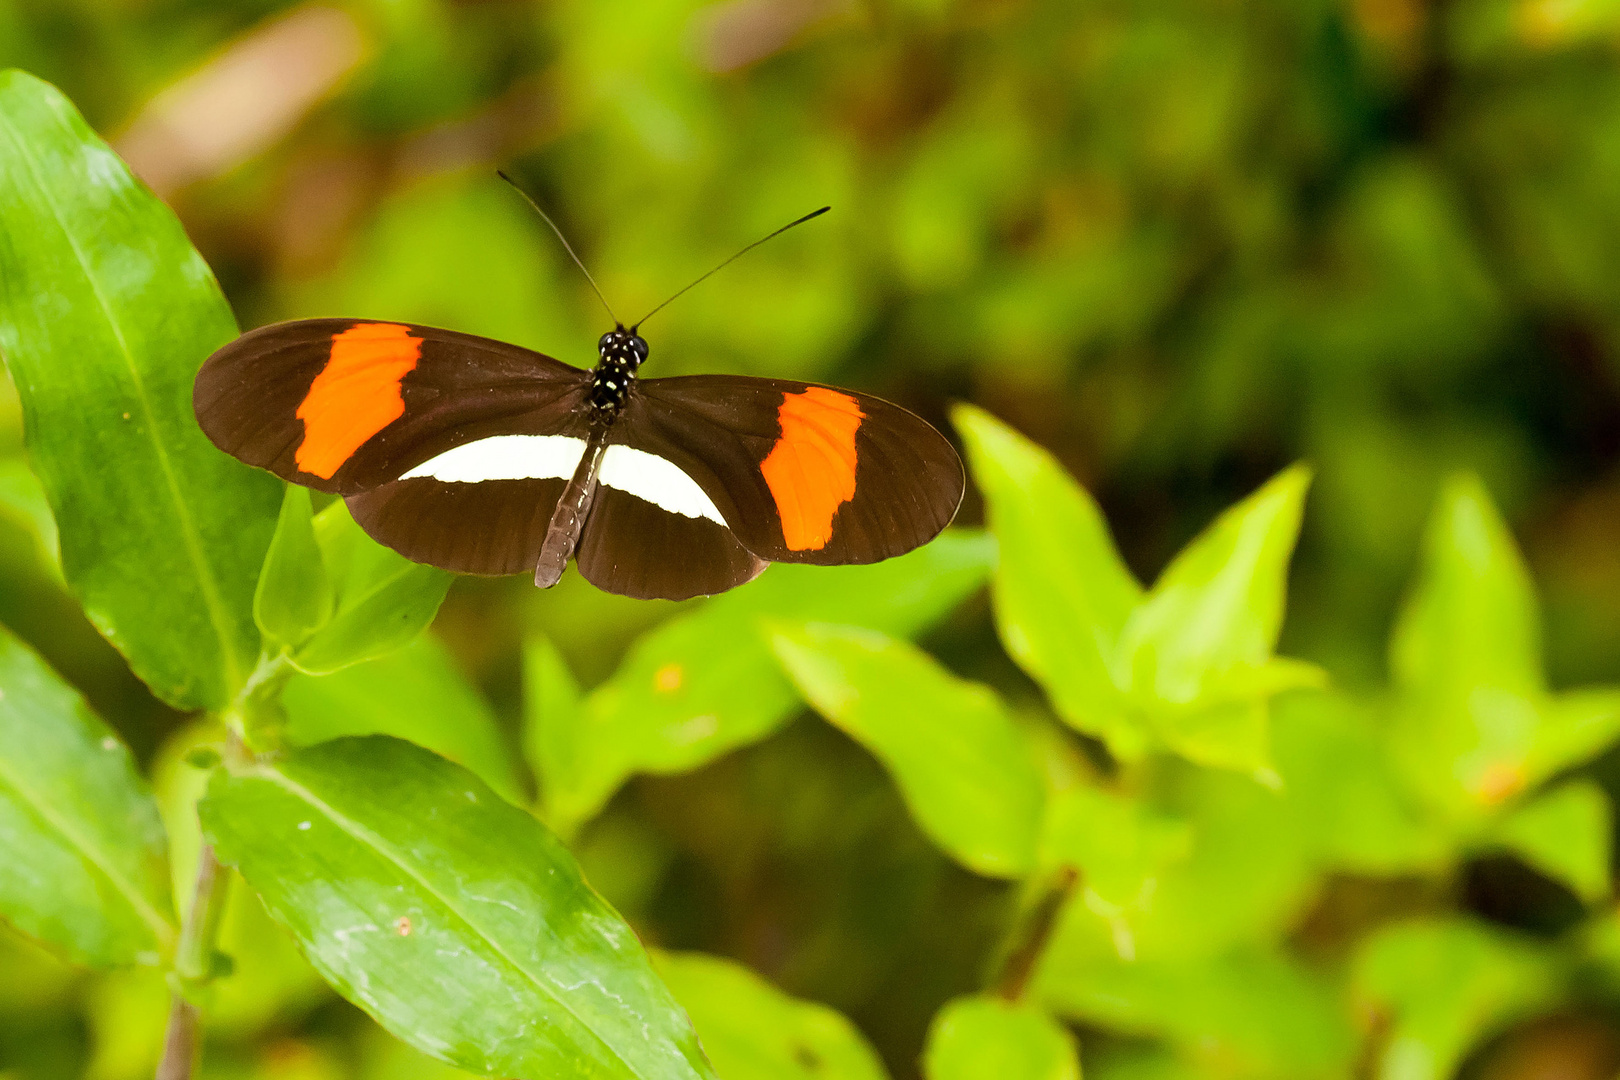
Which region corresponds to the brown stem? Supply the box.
[995,866,1079,1002]
[154,1000,197,1080]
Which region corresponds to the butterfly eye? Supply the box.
[630,337,649,361]
[598,332,616,352]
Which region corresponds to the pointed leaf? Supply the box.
[552,531,993,834]
[254,485,333,650]
[522,634,587,831]
[656,952,888,1080]
[0,70,280,708]
[1120,465,1311,706]
[923,996,1079,1080]
[1492,780,1610,903]
[1115,466,1312,774]
[284,634,520,801]
[200,736,717,1080]
[0,624,173,966]
[291,503,451,674]
[1530,689,1620,786]
[771,623,1043,878]
[953,405,1143,755]
[1389,475,1547,811]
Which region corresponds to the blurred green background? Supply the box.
[5,0,1620,1077]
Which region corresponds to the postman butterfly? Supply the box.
[193,189,964,601]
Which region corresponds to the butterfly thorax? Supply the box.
[588,328,648,420]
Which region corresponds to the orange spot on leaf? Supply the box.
[394,915,412,936]
[761,387,863,551]
[1478,761,1526,805]
[654,663,684,693]
[295,322,421,479]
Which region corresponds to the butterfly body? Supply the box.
[195,318,964,600]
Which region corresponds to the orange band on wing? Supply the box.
[760,387,864,551]
[294,323,422,479]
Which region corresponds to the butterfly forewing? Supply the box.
[193,319,590,493]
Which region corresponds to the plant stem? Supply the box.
[154,840,230,1080]
[154,726,246,1080]
[994,866,1079,1002]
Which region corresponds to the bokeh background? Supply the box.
[4,0,1620,1077]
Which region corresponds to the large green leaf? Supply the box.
[1352,918,1560,1080]
[284,634,521,802]
[953,405,1143,756]
[543,531,993,834]
[771,623,1043,878]
[0,70,280,710]
[1118,465,1320,776]
[922,996,1079,1080]
[1491,780,1610,903]
[0,624,173,966]
[290,503,452,675]
[655,952,888,1080]
[200,736,716,1080]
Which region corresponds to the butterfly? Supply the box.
[193,197,964,601]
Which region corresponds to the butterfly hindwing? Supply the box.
[193,318,590,494]
[621,374,965,566]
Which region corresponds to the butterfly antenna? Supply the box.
[497,171,620,327]
[632,206,831,332]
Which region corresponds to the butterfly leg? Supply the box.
[535,425,609,587]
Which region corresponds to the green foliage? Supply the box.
[201,736,716,1080]
[0,69,280,711]
[0,624,172,967]
[922,997,1080,1080]
[7,0,1620,1072]
[656,952,889,1080]
[771,622,1044,878]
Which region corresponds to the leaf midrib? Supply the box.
[254,765,638,1076]
[0,98,245,695]
[0,750,174,948]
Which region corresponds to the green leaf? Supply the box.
[0,70,280,710]
[1039,784,1192,914]
[1389,475,1543,810]
[953,405,1143,756]
[1269,692,1446,876]
[1353,918,1560,1080]
[1118,465,1315,776]
[1036,945,1352,1080]
[0,624,173,965]
[284,634,521,802]
[254,485,333,650]
[200,736,717,1080]
[922,996,1079,1080]
[655,952,888,1080]
[770,623,1043,878]
[1529,689,1620,788]
[522,634,586,831]
[291,503,452,674]
[0,456,58,574]
[547,530,993,835]
[1492,780,1611,903]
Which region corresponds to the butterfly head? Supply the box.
[598,328,649,370]
[589,327,649,418]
